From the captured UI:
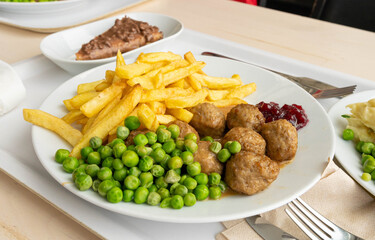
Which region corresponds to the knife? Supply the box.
[246,215,299,240]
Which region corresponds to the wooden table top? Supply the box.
[1,0,375,239]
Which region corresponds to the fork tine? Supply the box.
[285,208,320,240]
[287,201,331,240]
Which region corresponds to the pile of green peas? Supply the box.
[342,128,375,182]
[201,136,241,162]
[54,116,227,209]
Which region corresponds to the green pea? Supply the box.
[175,139,185,151]
[362,172,372,181]
[87,151,101,165]
[184,193,196,206]
[89,136,102,149]
[117,126,130,140]
[134,134,148,146]
[184,133,198,142]
[106,187,123,203]
[112,158,124,170]
[224,141,233,149]
[151,165,165,177]
[148,184,158,193]
[150,147,166,163]
[167,124,180,139]
[164,169,181,184]
[356,141,365,153]
[134,187,149,204]
[113,168,127,182]
[146,132,158,145]
[183,177,198,190]
[194,184,209,201]
[78,159,85,165]
[155,176,168,189]
[151,142,162,150]
[157,125,167,131]
[160,197,172,208]
[157,188,170,200]
[201,136,214,143]
[98,180,115,197]
[209,141,222,154]
[123,189,134,202]
[228,141,241,154]
[194,173,208,185]
[217,149,231,163]
[187,162,201,177]
[112,180,121,188]
[209,186,221,200]
[160,154,170,169]
[168,156,183,169]
[63,157,79,173]
[75,174,92,191]
[217,180,227,193]
[170,195,184,209]
[55,149,70,164]
[139,156,154,172]
[92,179,101,192]
[174,185,188,197]
[179,174,188,184]
[371,170,375,180]
[102,157,114,169]
[362,154,374,165]
[99,145,113,160]
[363,158,375,173]
[109,138,124,148]
[171,149,182,157]
[72,166,86,182]
[85,164,100,178]
[122,150,139,167]
[174,168,181,175]
[208,172,221,186]
[362,142,375,155]
[125,116,141,130]
[135,145,151,158]
[113,143,127,159]
[147,192,162,206]
[139,172,154,188]
[124,175,141,190]
[157,128,171,143]
[80,147,93,161]
[97,167,112,181]
[180,151,194,165]
[128,166,141,177]
[127,145,136,151]
[163,139,176,154]
[342,129,354,141]
[184,139,198,153]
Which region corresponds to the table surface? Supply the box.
[1,0,375,239]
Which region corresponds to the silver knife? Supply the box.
[246,215,299,240]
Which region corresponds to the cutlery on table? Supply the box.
[285,198,365,240]
[246,215,299,240]
[201,51,356,99]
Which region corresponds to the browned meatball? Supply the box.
[125,129,149,146]
[226,104,265,132]
[261,119,298,162]
[193,141,223,175]
[225,151,280,195]
[168,120,200,141]
[222,127,266,155]
[189,103,226,138]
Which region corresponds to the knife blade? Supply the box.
[246,215,299,240]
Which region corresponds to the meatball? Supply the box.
[261,119,298,162]
[189,103,226,138]
[193,141,223,175]
[226,104,265,132]
[124,129,149,146]
[222,127,266,155]
[225,151,280,195]
[168,120,200,141]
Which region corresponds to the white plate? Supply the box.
[32,56,335,223]
[328,90,375,197]
[40,12,183,75]
[0,0,87,14]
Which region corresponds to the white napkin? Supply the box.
[0,60,26,115]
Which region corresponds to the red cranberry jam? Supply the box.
[256,102,308,130]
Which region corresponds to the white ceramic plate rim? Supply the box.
[0,0,83,6]
[328,90,375,197]
[32,56,335,223]
[40,12,184,65]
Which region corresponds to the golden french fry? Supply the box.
[150,118,159,132]
[147,101,166,114]
[23,109,82,146]
[156,114,176,125]
[71,85,142,158]
[77,79,105,94]
[137,103,157,130]
[232,74,241,81]
[107,103,142,136]
[63,99,75,111]
[116,62,165,79]
[184,51,206,75]
[167,79,185,88]
[127,73,156,90]
[191,73,242,89]
[81,82,126,118]
[61,109,86,124]
[163,61,206,86]
[137,52,182,63]
[186,74,202,91]
[66,91,99,109]
[207,89,230,101]
[140,88,194,103]
[76,117,89,125]
[105,70,115,83]
[81,115,97,135]
[226,83,256,99]
[167,108,193,123]
[95,82,111,91]
[90,92,122,129]
[208,98,247,107]
[165,89,208,109]
[116,50,126,67]
[154,73,164,89]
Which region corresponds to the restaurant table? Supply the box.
[1,0,375,239]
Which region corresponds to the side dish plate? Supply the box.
[32,56,335,223]
[40,12,183,74]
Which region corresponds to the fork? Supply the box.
[285,198,365,240]
[201,51,356,99]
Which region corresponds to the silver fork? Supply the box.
[285,198,365,240]
[201,51,356,99]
